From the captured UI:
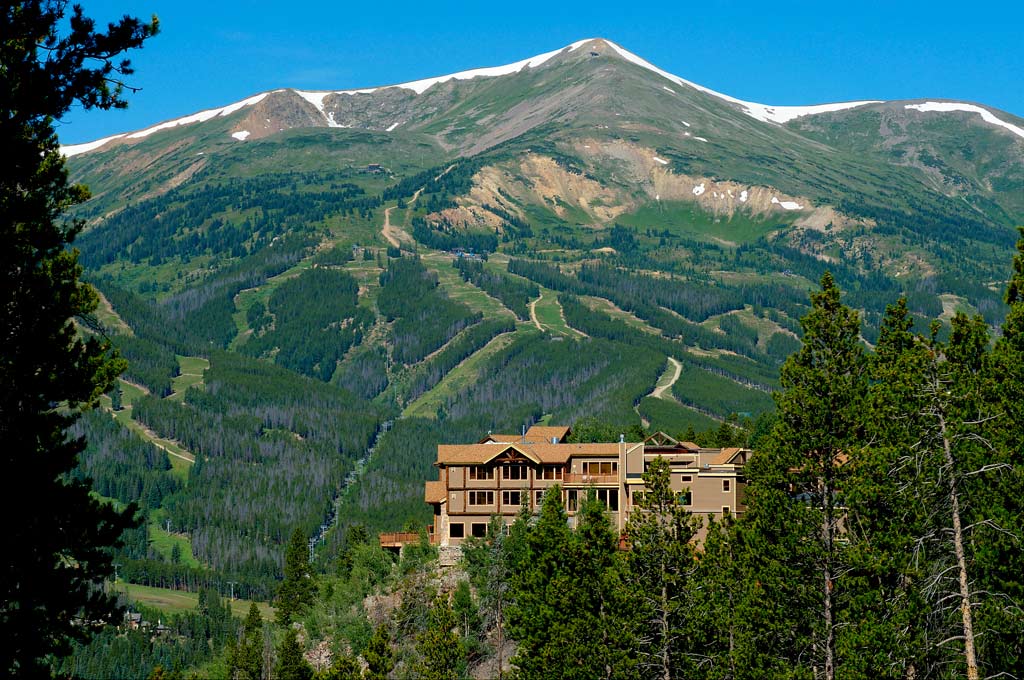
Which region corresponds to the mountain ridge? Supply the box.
[61,38,1024,157]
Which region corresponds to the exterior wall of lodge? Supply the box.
[424,426,750,547]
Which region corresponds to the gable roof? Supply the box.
[437,441,632,466]
[425,480,446,504]
[525,425,571,443]
[710,447,747,465]
[477,433,519,443]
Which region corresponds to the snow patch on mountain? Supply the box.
[231,130,251,141]
[61,133,127,157]
[126,93,271,140]
[772,196,804,210]
[62,92,273,156]
[600,40,880,124]
[653,156,669,165]
[904,102,1024,140]
[387,38,592,95]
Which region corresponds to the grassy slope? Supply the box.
[403,329,523,418]
[116,582,275,620]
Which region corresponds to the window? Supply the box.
[449,523,464,538]
[631,491,646,506]
[722,506,731,516]
[584,461,617,476]
[678,489,692,506]
[565,489,579,512]
[723,479,731,493]
[471,523,488,538]
[502,464,527,480]
[681,475,693,483]
[468,465,493,480]
[502,490,521,507]
[595,488,619,511]
[535,490,545,507]
[540,465,563,480]
[468,491,494,506]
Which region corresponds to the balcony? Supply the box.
[564,473,619,485]
[379,526,436,549]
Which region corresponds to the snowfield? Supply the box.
[904,102,1024,140]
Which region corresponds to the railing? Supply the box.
[379,527,436,547]
[563,473,619,485]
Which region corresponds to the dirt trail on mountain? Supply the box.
[650,357,683,399]
[381,206,412,248]
[529,294,543,331]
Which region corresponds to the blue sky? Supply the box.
[58,0,1024,144]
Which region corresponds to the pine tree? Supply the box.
[228,603,263,680]
[688,514,745,680]
[362,624,394,680]
[976,227,1024,675]
[625,456,699,679]
[413,594,466,680]
[840,297,934,678]
[740,272,868,679]
[0,3,156,674]
[277,528,316,624]
[462,512,518,678]
[317,653,360,680]
[507,485,574,678]
[509,486,636,679]
[274,628,313,680]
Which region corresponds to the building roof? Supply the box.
[643,431,701,452]
[477,426,571,444]
[709,447,748,465]
[478,433,517,443]
[524,425,571,443]
[437,441,638,466]
[425,480,446,504]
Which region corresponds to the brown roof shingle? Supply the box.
[424,480,446,504]
[524,425,571,443]
[436,441,636,465]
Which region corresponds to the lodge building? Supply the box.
[419,424,750,546]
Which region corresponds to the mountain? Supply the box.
[62,39,1024,586]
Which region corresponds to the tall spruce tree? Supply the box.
[625,456,699,679]
[841,297,935,678]
[508,486,636,679]
[227,602,264,680]
[0,2,156,674]
[362,624,395,680]
[688,514,745,680]
[413,594,466,680]
[277,528,316,624]
[740,272,867,679]
[274,627,313,680]
[976,227,1024,675]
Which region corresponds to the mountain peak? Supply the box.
[64,38,1023,157]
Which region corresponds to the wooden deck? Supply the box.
[379,528,436,549]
